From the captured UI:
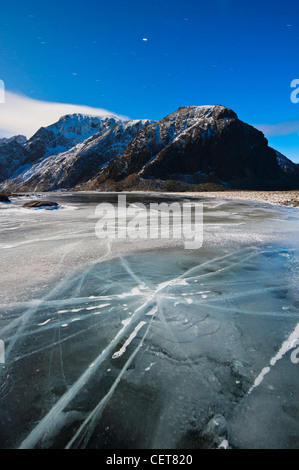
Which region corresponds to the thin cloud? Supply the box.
[255,121,299,137]
[0,91,128,139]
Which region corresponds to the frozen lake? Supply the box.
[0,192,298,449]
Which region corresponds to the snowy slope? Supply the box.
[1,117,153,191]
[0,135,27,182]
[23,114,122,164]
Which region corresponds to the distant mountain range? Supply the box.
[0,105,298,192]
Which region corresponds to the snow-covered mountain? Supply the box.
[22,113,122,164]
[4,118,152,191]
[0,135,27,145]
[86,105,299,191]
[0,106,298,192]
[0,135,27,183]
[0,114,117,185]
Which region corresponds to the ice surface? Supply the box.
[0,192,298,448]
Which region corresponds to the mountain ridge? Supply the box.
[0,105,298,192]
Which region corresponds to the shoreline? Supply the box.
[183,190,299,209]
[2,189,299,209]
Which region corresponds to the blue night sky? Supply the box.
[0,0,299,161]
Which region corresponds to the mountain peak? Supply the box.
[0,135,27,145]
[176,104,238,119]
[57,113,121,123]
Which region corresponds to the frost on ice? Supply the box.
[0,193,298,449]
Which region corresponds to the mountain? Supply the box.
[0,135,27,145]
[275,151,299,177]
[22,114,119,166]
[0,114,112,185]
[0,135,27,183]
[83,105,298,191]
[0,106,298,192]
[4,118,152,191]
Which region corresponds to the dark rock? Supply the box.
[202,414,228,446]
[22,200,59,209]
[0,193,11,202]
